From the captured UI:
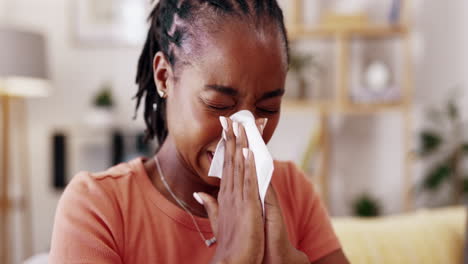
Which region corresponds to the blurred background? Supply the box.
[1,0,467,263]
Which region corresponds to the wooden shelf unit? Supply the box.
[284,1,414,212]
[289,24,409,39]
[283,99,408,114]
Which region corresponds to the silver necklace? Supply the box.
[154,156,217,247]
[157,176,207,217]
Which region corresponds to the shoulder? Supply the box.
[271,161,341,262]
[271,159,315,194]
[58,158,146,215]
[271,160,321,214]
[50,160,146,263]
[271,160,328,226]
[70,159,135,185]
[66,158,142,196]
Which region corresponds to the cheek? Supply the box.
[167,92,222,157]
[185,96,222,145]
[262,114,280,144]
[188,114,221,148]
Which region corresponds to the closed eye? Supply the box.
[207,104,232,111]
[199,97,234,111]
[256,99,281,115]
[257,108,280,114]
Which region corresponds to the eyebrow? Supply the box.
[205,84,285,100]
[259,88,285,100]
[205,84,238,96]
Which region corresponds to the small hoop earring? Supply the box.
[152,102,158,129]
[157,90,166,98]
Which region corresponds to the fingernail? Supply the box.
[193,192,204,205]
[233,122,239,137]
[219,116,227,131]
[242,148,249,159]
[260,118,268,134]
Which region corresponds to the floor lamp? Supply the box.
[0,28,51,264]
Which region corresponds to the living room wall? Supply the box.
[1,0,468,262]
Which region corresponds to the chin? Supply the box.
[199,150,221,187]
[202,175,221,187]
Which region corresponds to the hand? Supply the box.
[197,117,264,264]
[262,186,309,264]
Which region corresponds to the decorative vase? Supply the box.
[84,107,115,130]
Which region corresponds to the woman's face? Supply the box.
[162,23,287,186]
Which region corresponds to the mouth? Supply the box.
[207,151,214,163]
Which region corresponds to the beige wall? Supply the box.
[2,0,468,262]
[3,0,143,262]
[0,0,6,21]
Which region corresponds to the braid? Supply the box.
[254,0,265,14]
[206,0,234,12]
[236,0,250,14]
[134,0,289,146]
[134,3,166,143]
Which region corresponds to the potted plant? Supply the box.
[84,81,116,129]
[417,89,468,206]
[287,48,322,99]
[352,193,381,217]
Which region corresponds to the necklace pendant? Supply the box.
[205,237,217,247]
[155,156,215,248]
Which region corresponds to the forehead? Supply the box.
[188,21,287,88]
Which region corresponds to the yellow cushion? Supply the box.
[332,207,466,264]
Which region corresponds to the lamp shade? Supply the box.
[0,28,51,97]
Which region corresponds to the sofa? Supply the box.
[332,206,466,264]
[26,207,465,264]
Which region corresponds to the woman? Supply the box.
[50,0,349,263]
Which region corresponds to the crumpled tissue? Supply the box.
[208,110,274,211]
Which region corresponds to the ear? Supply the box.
[153,51,174,97]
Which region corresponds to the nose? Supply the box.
[231,107,267,135]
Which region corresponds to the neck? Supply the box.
[148,135,218,217]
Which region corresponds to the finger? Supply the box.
[234,123,247,196]
[255,118,268,135]
[263,185,285,225]
[238,122,249,148]
[220,117,235,194]
[264,184,280,210]
[195,192,219,236]
[243,148,260,203]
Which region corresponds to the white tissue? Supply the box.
[208,110,274,211]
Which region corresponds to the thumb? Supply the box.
[264,184,282,220]
[194,192,219,235]
[264,184,279,207]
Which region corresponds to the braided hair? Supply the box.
[134,0,290,145]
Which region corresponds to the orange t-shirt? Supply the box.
[49,158,340,263]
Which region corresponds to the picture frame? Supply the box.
[72,0,149,47]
